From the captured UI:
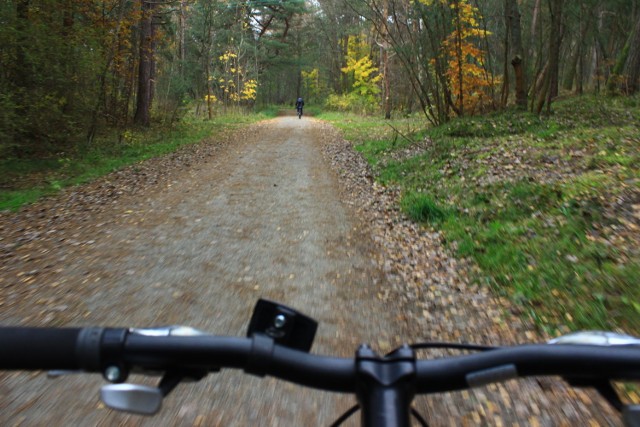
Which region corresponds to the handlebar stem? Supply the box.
[355,345,417,427]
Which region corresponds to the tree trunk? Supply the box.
[512,56,526,107]
[296,30,303,100]
[576,42,584,95]
[563,45,579,91]
[15,0,30,89]
[563,3,589,94]
[607,40,629,94]
[621,14,640,94]
[593,10,610,93]
[86,0,127,144]
[381,0,391,119]
[529,0,541,57]
[134,1,156,127]
[501,0,510,107]
[507,0,527,109]
[536,0,563,114]
[205,29,213,120]
[566,3,590,95]
[453,0,464,116]
[62,0,74,37]
[340,35,349,94]
[548,1,564,101]
[178,1,186,77]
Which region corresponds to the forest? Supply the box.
[1,0,639,157]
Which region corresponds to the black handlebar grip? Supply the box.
[0,327,85,370]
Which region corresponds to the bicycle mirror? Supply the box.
[246,299,318,352]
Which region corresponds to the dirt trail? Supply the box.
[0,117,622,426]
[0,117,397,426]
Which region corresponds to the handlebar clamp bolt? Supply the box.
[273,314,287,329]
[105,366,122,383]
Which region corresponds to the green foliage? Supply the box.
[301,68,322,102]
[330,95,640,335]
[0,113,266,211]
[438,0,494,115]
[0,0,121,155]
[0,188,50,212]
[337,34,382,113]
[401,192,448,223]
[319,112,424,144]
[427,109,544,138]
[0,93,21,155]
[254,105,282,117]
[303,105,323,116]
[343,55,381,99]
[325,93,379,115]
[0,0,310,157]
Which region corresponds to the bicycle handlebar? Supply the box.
[5,289,640,427]
[416,344,640,393]
[0,327,83,370]
[1,326,639,391]
[2,326,640,426]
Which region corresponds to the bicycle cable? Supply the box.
[409,342,499,352]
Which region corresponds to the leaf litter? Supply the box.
[0,118,632,425]
[318,121,625,426]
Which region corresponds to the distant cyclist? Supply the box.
[295,97,304,119]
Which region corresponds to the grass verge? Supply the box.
[0,112,268,211]
[323,97,640,335]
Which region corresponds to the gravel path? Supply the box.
[0,117,397,426]
[0,117,623,426]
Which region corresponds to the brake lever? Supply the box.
[100,368,207,415]
[98,326,208,415]
[549,330,640,424]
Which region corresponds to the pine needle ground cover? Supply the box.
[324,97,640,335]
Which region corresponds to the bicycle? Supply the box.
[297,106,303,119]
[1,298,639,426]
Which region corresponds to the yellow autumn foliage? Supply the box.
[216,50,258,105]
[439,0,495,115]
[341,35,382,103]
[241,79,258,101]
